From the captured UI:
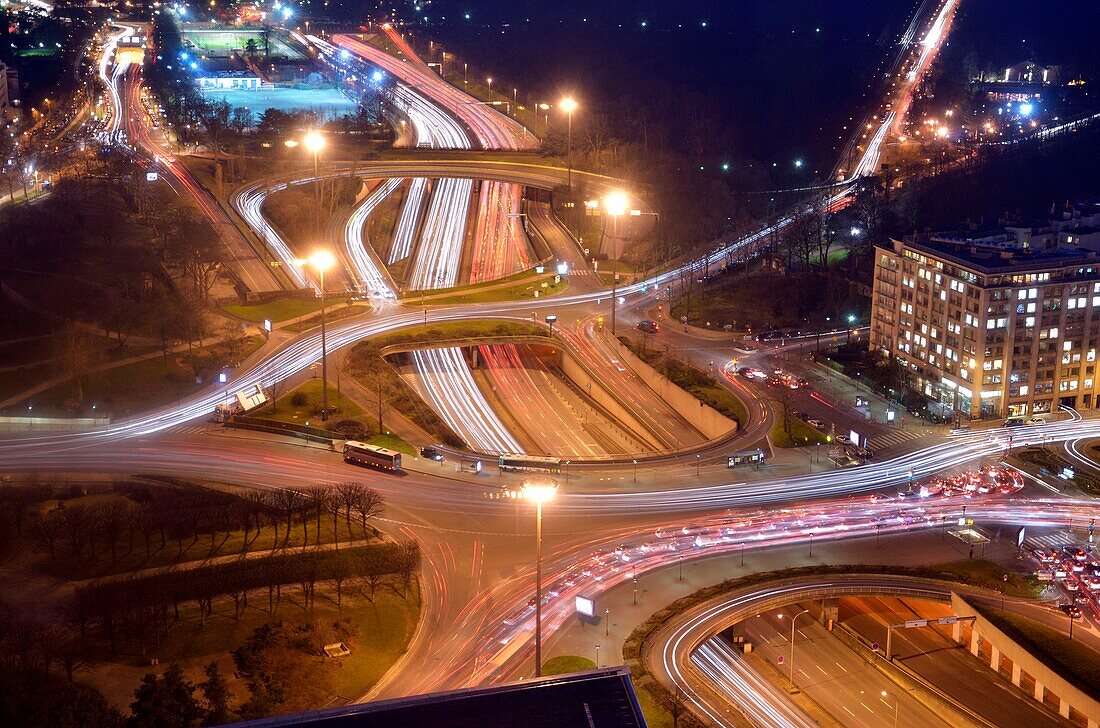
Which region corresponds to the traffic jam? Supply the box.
[1030,530,1099,621]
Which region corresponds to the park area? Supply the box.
[200,86,357,117]
[181,27,305,60]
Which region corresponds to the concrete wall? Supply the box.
[603,332,737,440]
[952,593,1100,727]
[558,351,663,451]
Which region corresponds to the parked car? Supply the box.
[637,320,660,334]
[1003,416,1027,427]
[420,446,444,461]
[806,419,826,431]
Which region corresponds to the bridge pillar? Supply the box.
[821,598,839,626]
[1012,663,1022,687]
[952,620,962,642]
[1059,698,1071,719]
[1034,682,1044,702]
[989,645,1001,672]
[969,630,981,657]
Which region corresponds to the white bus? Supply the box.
[343,441,402,471]
[498,454,561,474]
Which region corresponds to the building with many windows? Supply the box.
[871,206,1100,420]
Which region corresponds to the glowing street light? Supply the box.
[301,131,326,228]
[559,96,578,191]
[304,250,336,421]
[522,478,558,677]
[603,190,630,334]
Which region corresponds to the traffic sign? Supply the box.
[870,642,879,651]
[776,655,784,664]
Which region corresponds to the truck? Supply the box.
[213,384,269,422]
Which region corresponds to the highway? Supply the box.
[13,2,1085,718]
[409,346,522,454]
[343,177,402,298]
[842,595,1065,727]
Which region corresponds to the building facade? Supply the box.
[871,224,1100,421]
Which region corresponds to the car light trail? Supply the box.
[344,178,401,298]
[411,347,522,454]
[408,177,473,290]
[389,177,428,264]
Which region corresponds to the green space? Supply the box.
[223,297,328,323]
[976,607,1100,703]
[671,271,862,331]
[618,335,748,428]
[252,379,414,454]
[201,87,355,115]
[935,560,1042,598]
[257,378,364,425]
[372,320,546,349]
[416,276,567,305]
[770,412,829,448]
[21,335,264,418]
[541,655,596,675]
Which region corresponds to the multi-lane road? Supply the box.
[19,4,1091,723]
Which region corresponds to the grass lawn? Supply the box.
[415,277,567,305]
[82,580,419,714]
[20,336,264,418]
[934,560,1043,598]
[975,607,1100,703]
[257,379,365,425]
[672,272,851,331]
[255,380,415,454]
[541,655,596,675]
[770,414,829,447]
[636,687,675,728]
[223,297,328,323]
[372,320,547,348]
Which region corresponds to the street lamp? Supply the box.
[559,96,578,191]
[781,609,812,687]
[545,314,558,338]
[846,313,856,344]
[304,250,336,421]
[522,478,558,677]
[881,691,899,728]
[486,76,493,102]
[603,190,629,333]
[303,130,325,228]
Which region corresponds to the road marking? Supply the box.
[843,707,856,717]
[816,665,828,675]
[861,702,874,713]
[835,661,846,671]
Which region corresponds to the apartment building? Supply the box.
[870,218,1100,421]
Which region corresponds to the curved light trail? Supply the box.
[408,177,473,290]
[389,177,428,264]
[410,347,522,454]
[344,177,401,297]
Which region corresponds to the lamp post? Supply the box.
[846,313,856,345]
[303,130,325,228]
[595,643,600,668]
[605,608,610,636]
[304,251,336,421]
[881,691,899,728]
[782,609,812,687]
[559,97,578,191]
[486,77,493,102]
[632,458,637,483]
[603,191,629,332]
[522,478,558,677]
[546,314,558,338]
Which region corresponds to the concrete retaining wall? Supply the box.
[603,331,737,440]
[952,593,1100,727]
[558,352,663,451]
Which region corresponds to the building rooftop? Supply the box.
[221,668,648,728]
[892,234,1098,275]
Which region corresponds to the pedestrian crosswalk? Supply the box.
[867,429,926,452]
[1025,531,1076,551]
[163,423,212,437]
